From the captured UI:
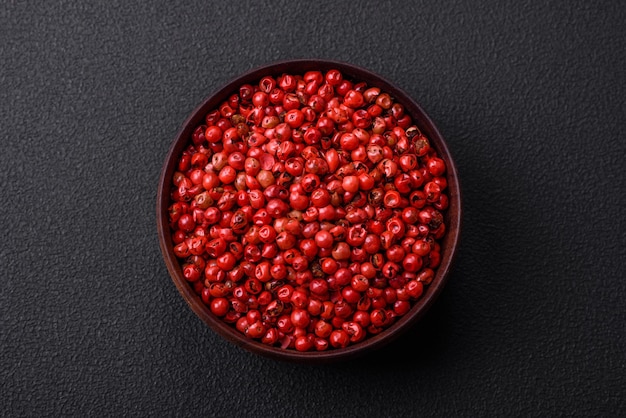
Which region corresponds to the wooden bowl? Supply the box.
[157,59,461,363]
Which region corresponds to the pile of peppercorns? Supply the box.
[168,69,448,351]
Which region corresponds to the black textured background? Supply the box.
[1,1,625,416]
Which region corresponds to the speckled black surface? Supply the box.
[1,1,625,416]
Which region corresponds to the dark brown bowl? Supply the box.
[157,59,461,363]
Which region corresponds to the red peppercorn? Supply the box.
[331,242,351,261]
[342,321,366,343]
[403,253,423,273]
[329,329,350,348]
[290,309,310,328]
[209,298,230,317]
[294,335,314,352]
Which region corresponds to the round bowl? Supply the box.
[157,59,461,363]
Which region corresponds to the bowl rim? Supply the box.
[157,58,462,363]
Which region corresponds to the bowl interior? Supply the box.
[157,59,461,363]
